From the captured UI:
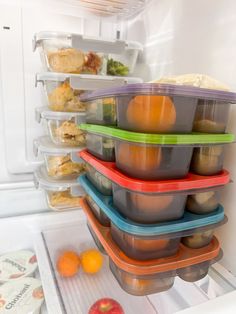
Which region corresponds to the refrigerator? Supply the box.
[1,0,236,313]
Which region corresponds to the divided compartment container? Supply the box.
[79,124,234,179]
[79,174,226,260]
[80,197,222,296]
[80,83,236,134]
[34,136,85,180]
[80,150,230,221]
[33,31,143,75]
[35,107,86,146]
[34,166,85,211]
[36,72,142,113]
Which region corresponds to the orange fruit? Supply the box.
[117,142,162,173]
[126,95,176,133]
[81,249,103,274]
[130,193,173,213]
[57,251,80,277]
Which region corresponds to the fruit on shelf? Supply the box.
[56,251,80,277]
[88,298,124,314]
[81,249,103,274]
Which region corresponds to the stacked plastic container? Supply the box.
[32,31,143,211]
[78,82,236,295]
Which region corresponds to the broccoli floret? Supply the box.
[107,58,129,76]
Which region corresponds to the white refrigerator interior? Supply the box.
[0,0,236,313]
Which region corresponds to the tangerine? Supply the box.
[126,95,176,133]
[81,249,103,274]
[56,251,80,277]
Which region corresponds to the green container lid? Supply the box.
[80,124,235,145]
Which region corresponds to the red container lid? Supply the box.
[81,197,221,275]
[79,150,230,193]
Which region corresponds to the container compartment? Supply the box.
[110,259,175,296]
[86,133,115,161]
[193,100,231,133]
[36,107,86,147]
[33,32,142,76]
[187,190,220,214]
[86,195,110,227]
[115,140,193,180]
[111,223,180,260]
[87,222,107,255]
[112,183,185,223]
[191,145,225,176]
[181,229,215,249]
[85,97,117,125]
[177,260,211,282]
[34,166,85,211]
[86,163,112,195]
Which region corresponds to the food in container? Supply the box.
[79,174,226,260]
[36,73,143,113]
[34,136,85,180]
[0,251,37,283]
[85,163,112,196]
[35,107,86,146]
[86,195,110,227]
[79,124,234,180]
[182,230,215,249]
[80,197,222,296]
[86,133,115,162]
[34,166,85,211]
[0,277,44,313]
[80,81,236,134]
[191,145,224,175]
[80,150,230,222]
[33,31,142,75]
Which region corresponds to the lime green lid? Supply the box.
[80,124,235,145]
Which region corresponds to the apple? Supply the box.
[88,298,124,314]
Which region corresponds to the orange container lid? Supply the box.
[79,150,230,193]
[81,198,221,276]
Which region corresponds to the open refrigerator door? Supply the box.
[1,0,236,313]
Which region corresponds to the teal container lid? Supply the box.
[80,124,235,145]
[79,175,226,237]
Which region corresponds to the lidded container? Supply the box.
[33,31,143,75]
[79,174,226,260]
[36,107,86,147]
[36,72,143,113]
[80,150,230,220]
[81,197,222,296]
[79,124,234,179]
[34,136,85,180]
[80,83,236,133]
[34,166,85,211]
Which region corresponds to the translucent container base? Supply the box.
[42,223,156,314]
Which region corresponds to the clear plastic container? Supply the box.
[36,107,86,146]
[79,124,234,180]
[87,223,107,255]
[80,83,236,134]
[33,31,142,75]
[80,150,230,217]
[81,197,222,296]
[79,174,226,260]
[34,166,85,211]
[191,145,225,176]
[86,163,112,195]
[86,133,115,161]
[34,136,85,180]
[36,73,143,113]
[86,195,110,227]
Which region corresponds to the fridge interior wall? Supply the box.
[0,0,236,282]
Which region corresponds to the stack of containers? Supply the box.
[78,82,236,295]
[32,31,143,211]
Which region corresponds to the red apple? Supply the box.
[88,298,124,314]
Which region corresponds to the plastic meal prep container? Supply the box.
[36,72,142,113]
[34,166,85,211]
[81,197,222,296]
[79,124,235,179]
[34,136,85,180]
[79,174,226,260]
[80,83,236,133]
[36,107,86,146]
[80,150,230,219]
[33,31,143,75]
